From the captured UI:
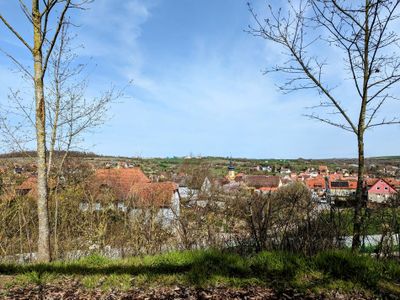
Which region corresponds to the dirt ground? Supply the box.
[0,282,377,300]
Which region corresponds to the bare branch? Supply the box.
[0,14,32,52]
[304,113,355,133]
[367,118,400,128]
[42,0,72,77]
[0,49,34,79]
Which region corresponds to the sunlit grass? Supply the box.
[0,249,399,297]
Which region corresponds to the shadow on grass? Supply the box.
[0,249,399,291]
[0,250,302,287]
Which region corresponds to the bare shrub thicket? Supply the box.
[0,163,399,261]
[226,183,336,255]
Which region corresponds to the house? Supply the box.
[328,173,342,181]
[242,175,282,194]
[129,181,180,224]
[319,165,329,175]
[328,179,358,202]
[232,173,244,182]
[172,173,199,201]
[15,176,56,198]
[305,176,327,200]
[88,167,151,201]
[340,169,350,177]
[367,178,397,203]
[15,176,37,197]
[255,165,272,172]
[383,178,400,191]
[260,165,272,172]
[279,168,291,175]
[381,166,398,176]
[84,168,181,223]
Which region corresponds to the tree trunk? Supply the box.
[352,0,370,251]
[352,135,365,250]
[33,1,51,262]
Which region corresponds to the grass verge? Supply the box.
[0,249,399,296]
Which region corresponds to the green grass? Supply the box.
[0,249,399,296]
[321,208,400,236]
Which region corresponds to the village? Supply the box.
[1,157,399,225]
[1,0,400,297]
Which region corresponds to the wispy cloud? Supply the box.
[75,0,157,89]
[0,0,397,158]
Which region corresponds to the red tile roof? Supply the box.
[15,176,37,198]
[243,175,281,189]
[89,168,178,208]
[16,176,37,191]
[383,178,400,189]
[15,176,56,198]
[319,165,328,173]
[366,178,379,187]
[91,168,150,200]
[305,177,326,189]
[328,173,342,181]
[130,182,178,207]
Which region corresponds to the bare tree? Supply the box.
[0,0,90,262]
[248,0,400,250]
[46,23,121,177]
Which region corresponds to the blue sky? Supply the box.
[0,0,399,158]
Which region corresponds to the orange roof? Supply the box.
[383,178,400,188]
[328,173,342,181]
[15,176,56,198]
[305,177,326,189]
[16,176,37,191]
[89,168,178,207]
[366,178,379,187]
[319,165,328,172]
[130,182,178,207]
[243,175,281,189]
[348,181,358,189]
[91,168,150,200]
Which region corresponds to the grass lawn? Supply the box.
[0,250,399,297]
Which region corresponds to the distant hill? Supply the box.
[0,150,398,161]
[0,150,102,159]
